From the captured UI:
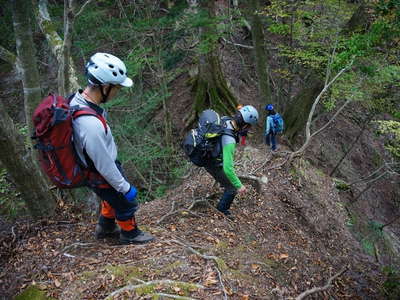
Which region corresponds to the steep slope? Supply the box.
[2,143,385,299]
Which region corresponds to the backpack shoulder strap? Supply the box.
[220,116,239,142]
[73,107,108,134]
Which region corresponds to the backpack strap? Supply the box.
[73,107,108,134]
[221,116,239,143]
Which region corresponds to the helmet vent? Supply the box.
[119,69,124,75]
[108,64,114,68]
[94,66,98,69]
[112,71,117,76]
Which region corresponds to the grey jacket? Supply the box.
[70,92,130,194]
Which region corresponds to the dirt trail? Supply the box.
[1,143,383,299]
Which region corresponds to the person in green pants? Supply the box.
[204,105,259,216]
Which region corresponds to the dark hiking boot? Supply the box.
[95,215,120,239]
[95,223,120,239]
[217,208,234,220]
[120,229,155,245]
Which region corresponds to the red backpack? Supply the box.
[32,93,110,189]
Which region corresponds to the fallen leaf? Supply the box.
[54,279,61,287]
[279,253,289,259]
[173,286,181,292]
[242,295,249,300]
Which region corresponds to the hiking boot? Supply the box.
[119,229,155,245]
[95,215,120,239]
[95,223,120,239]
[217,208,234,220]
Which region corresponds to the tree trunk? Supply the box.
[247,0,272,107]
[283,73,324,143]
[187,0,237,126]
[12,0,42,138]
[9,0,56,218]
[0,103,55,218]
[35,0,80,92]
[58,0,76,96]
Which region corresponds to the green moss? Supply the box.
[334,178,350,191]
[14,286,56,300]
[106,265,143,281]
[154,261,183,275]
[80,271,97,280]
[136,284,156,296]
[214,257,228,272]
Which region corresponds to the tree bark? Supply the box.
[187,0,237,126]
[58,0,77,96]
[35,0,80,92]
[283,73,324,143]
[9,0,56,218]
[12,0,42,137]
[0,102,55,218]
[247,0,272,107]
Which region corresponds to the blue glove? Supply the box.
[124,186,138,202]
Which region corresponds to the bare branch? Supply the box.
[295,267,348,300]
[147,293,197,300]
[105,279,204,300]
[305,63,352,141]
[74,0,94,17]
[221,37,254,49]
[170,239,228,298]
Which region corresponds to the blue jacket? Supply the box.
[265,115,275,135]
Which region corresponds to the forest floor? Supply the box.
[0,143,385,300]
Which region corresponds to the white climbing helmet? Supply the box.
[85,53,133,87]
[239,105,259,125]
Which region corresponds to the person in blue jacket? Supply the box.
[264,104,279,151]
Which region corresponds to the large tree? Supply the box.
[186,0,238,126]
[3,0,57,217]
[247,0,272,108]
[0,102,55,218]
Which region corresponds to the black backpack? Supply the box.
[182,109,236,167]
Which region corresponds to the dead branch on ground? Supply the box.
[295,267,348,300]
[105,279,205,300]
[170,239,228,300]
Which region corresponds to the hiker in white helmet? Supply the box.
[206,105,259,217]
[70,52,154,244]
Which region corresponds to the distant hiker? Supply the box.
[236,104,248,146]
[264,104,284,152]
[70,53,154,244]
[183,105,259,216]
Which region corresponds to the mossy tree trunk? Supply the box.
[283,73,324,143]
[12,0,42,138]
[35,0,80,93]
[58,0,77,96]
[247,0,272,107]
[0,99,56,218]
[9,0,56,218]
[187,0,237,126]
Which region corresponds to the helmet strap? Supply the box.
[100,84,114,104]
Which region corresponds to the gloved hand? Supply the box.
[124,186,138,202]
